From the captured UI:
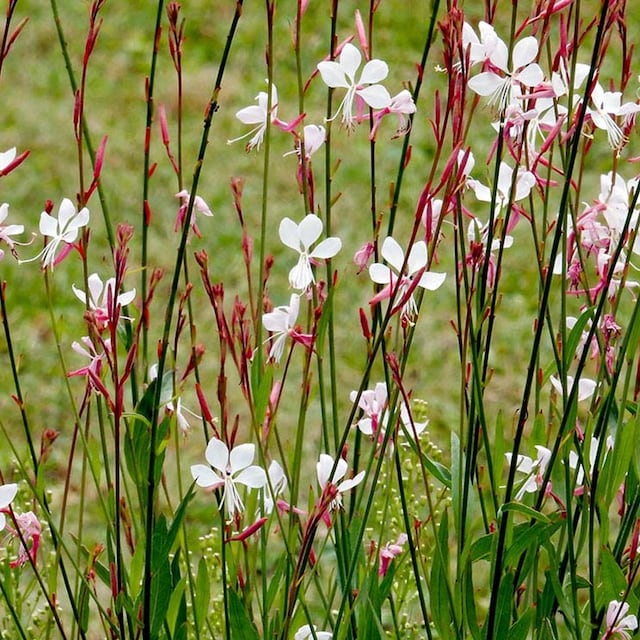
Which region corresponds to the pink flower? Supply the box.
[7,511,41,568]
[175,190,213,237]
[316,453,365,512]
[72,273,136,331]
[379,533,408,576]
[603,600,637,639]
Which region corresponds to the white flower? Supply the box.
[468,34,544,112]
[604,600,638,639]
[369,236,446,320]
[0,202,25,259]
[228,83,279,151]
[294,625,333,640]
[72,273,136,330]
[21,198,90,269]
[350,382,388,436]
[317,43,391,128]
[191,438,267,519]
[316,453,365,511]
[588,82,640,149]
[279,214,341,290]
[461,21,504,67]
[262,293,301,362]
[505,445,552,500]
[549,374,597,402]
[0,147,17,172]
[0,483,18,531]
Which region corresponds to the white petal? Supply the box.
[359,59,389,85]
[235,104,267,125]
[0,483,18,509]
[317,61,350,89]
[117,288,136,306]
[0,148,16,171]
[316,453,334,488]
[468,72,503,97]
[234,465,267,489]
[205,438,229,472]
[512,37,538,68]
[310,237,341,260]
[418,271,446,290]
[298,214,323,250]
[332,457,348,483]
[229,443,255,473]
[339,43,361,81]
[338,469,365,493]
[39,211,58,237]
[279,217,301,251]
[262,308,288,333]
[517,63,544,88]
[87,273,104,307]
[72,284,88,304]
[406,241,427,275]
[191,464,222,488]
[369,263,393,284]
[57,198,77,231]
[0,202,8,223]
[381,236,405,272]
[357,84,391,109]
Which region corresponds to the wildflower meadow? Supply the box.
[2,0,640,638]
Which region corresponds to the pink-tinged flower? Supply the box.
[379,533,408,576]
[294,625,332,640]
[262,293,312,362]
[191,438,267,519]
[21,198,90,269]
[279,214,341,290]
[603,600,638,639]
[72,273,136,331]
[350,382,388,436]
[588,82,640,150]
[369,89,416,139]
[287,124,326,160]
[316,453,365,511]
[7,511,41,568]
[317,43,391,129]
[550,374,597,402]
[0,203,26,260]
[353,241,375,274]
[505,445,552,500]
[0,483,18,531]
[175,189,213,237]
[467,161,536,212]
[369,236,446,321]
[67,336,111,382]
[461,21,504,68]
[467,33,544,112]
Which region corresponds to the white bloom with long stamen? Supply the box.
[317,43,391,128]
[191,438,267,519]
[588,82,640,150]
[369,236,445,321]
[228,83,279,151]
[279,214,341,290]
[262,293,301,363]
[72,273,136,330]
[21,198,90,269]
[0,203,26,260]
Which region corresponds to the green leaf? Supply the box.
[228,589,260,640]
[598,547,627,609]
[508,608,535,640]
[150,560,172,639]
[430,511,452,637]
[194,557,211,633]
[494,571,514,638]
[500,502,551,523]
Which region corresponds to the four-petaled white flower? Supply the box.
[72,273,136,331]
[467,33,544,112]
[317,43,391,128]
[0,202,25,260]
[369,236,446,321]
[294,625,333,640]
[22,198,90,269]
[262,293,302,363]
[279,214,342,290]
[316,453,365,511]
[604,600,638,640]
[505,445,552,500]
[191,438,267,519]
[0,482,18,531]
